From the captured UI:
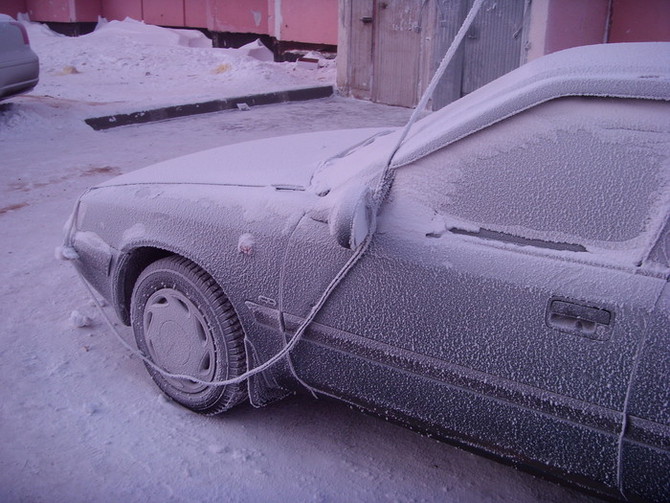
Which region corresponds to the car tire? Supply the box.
[131,256,247,414]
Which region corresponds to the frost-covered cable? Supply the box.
[615,324,648,500]
[279,213,322,399]
[374,0,485,205]
[203,0,486,385]
[76,232,373,387]
[72,0,484,388]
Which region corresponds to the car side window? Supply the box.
[391,97,670,266]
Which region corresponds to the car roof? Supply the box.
[392,42,670,168]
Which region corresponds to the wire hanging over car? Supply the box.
[66,0,486,388]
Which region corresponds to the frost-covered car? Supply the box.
[0,14,39,100]
[64,43,670,502]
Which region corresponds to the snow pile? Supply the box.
[69,310,92,328]
[237,38,274,62]
[87,17,212,48]
[237,233,255,255]
[22,17,335,110]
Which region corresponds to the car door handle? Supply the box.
[546,299,612,339]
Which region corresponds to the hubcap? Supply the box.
[143,288,216,393]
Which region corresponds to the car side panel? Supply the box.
[620,281,670,502]
[293,339,619,496]
[279,216,665,495]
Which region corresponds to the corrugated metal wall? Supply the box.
[459,0,526,95]
[346,1,374,96]
[431,0,529,109]
[371,1,423,107]
[0,0,338,45]
[339,0,529,110]
[430,0,469,110]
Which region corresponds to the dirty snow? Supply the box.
[0,17,600,503]
[69,309,92,328]
[237,233,255,255]
[17,17,335,115]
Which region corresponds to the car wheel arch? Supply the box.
[113,246,187,325]
[112,243,257,350]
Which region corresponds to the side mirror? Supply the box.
[329,185,375,250]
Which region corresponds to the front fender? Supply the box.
[74,183,315,405]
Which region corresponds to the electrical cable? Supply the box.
[68,0,485,388]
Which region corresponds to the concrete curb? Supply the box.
[85,85,334,131]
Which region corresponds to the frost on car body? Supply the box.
[65,43,670,502]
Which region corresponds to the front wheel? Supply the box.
[130,256,247,414]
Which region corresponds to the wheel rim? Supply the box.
[143,288,217,393]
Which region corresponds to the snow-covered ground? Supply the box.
[0,19,602,502]
[13,17,335,118]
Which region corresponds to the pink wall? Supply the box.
[277,0,337,45]
[26,0,100,23]
[144,0,184,26]
[25,0,101,23]
[544,0,609,55]
[101,0,142,21]
[205,0,269,35]
[25,0,71,22]
[609,0,670,42]
[5,0,668,48]
[0,0,27,18]
[72,0,102,22]
[0,0,337,44]
[185,0,208,28]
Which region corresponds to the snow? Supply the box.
[386,96,670,268]
[238,233,255,255]
[97,128,386,189]
[54,244,79,261]
[0,18,599,503]
[15,17,335,117]
[69,310,92,328]
[392,42,670,168]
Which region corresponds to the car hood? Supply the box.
[96,128,390,191]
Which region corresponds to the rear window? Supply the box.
[393,97,670,265]
[0,21,26,47]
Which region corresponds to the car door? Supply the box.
[619,216,670,501]
[279,96,670,488]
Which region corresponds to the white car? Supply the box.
[0,14,39,100]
